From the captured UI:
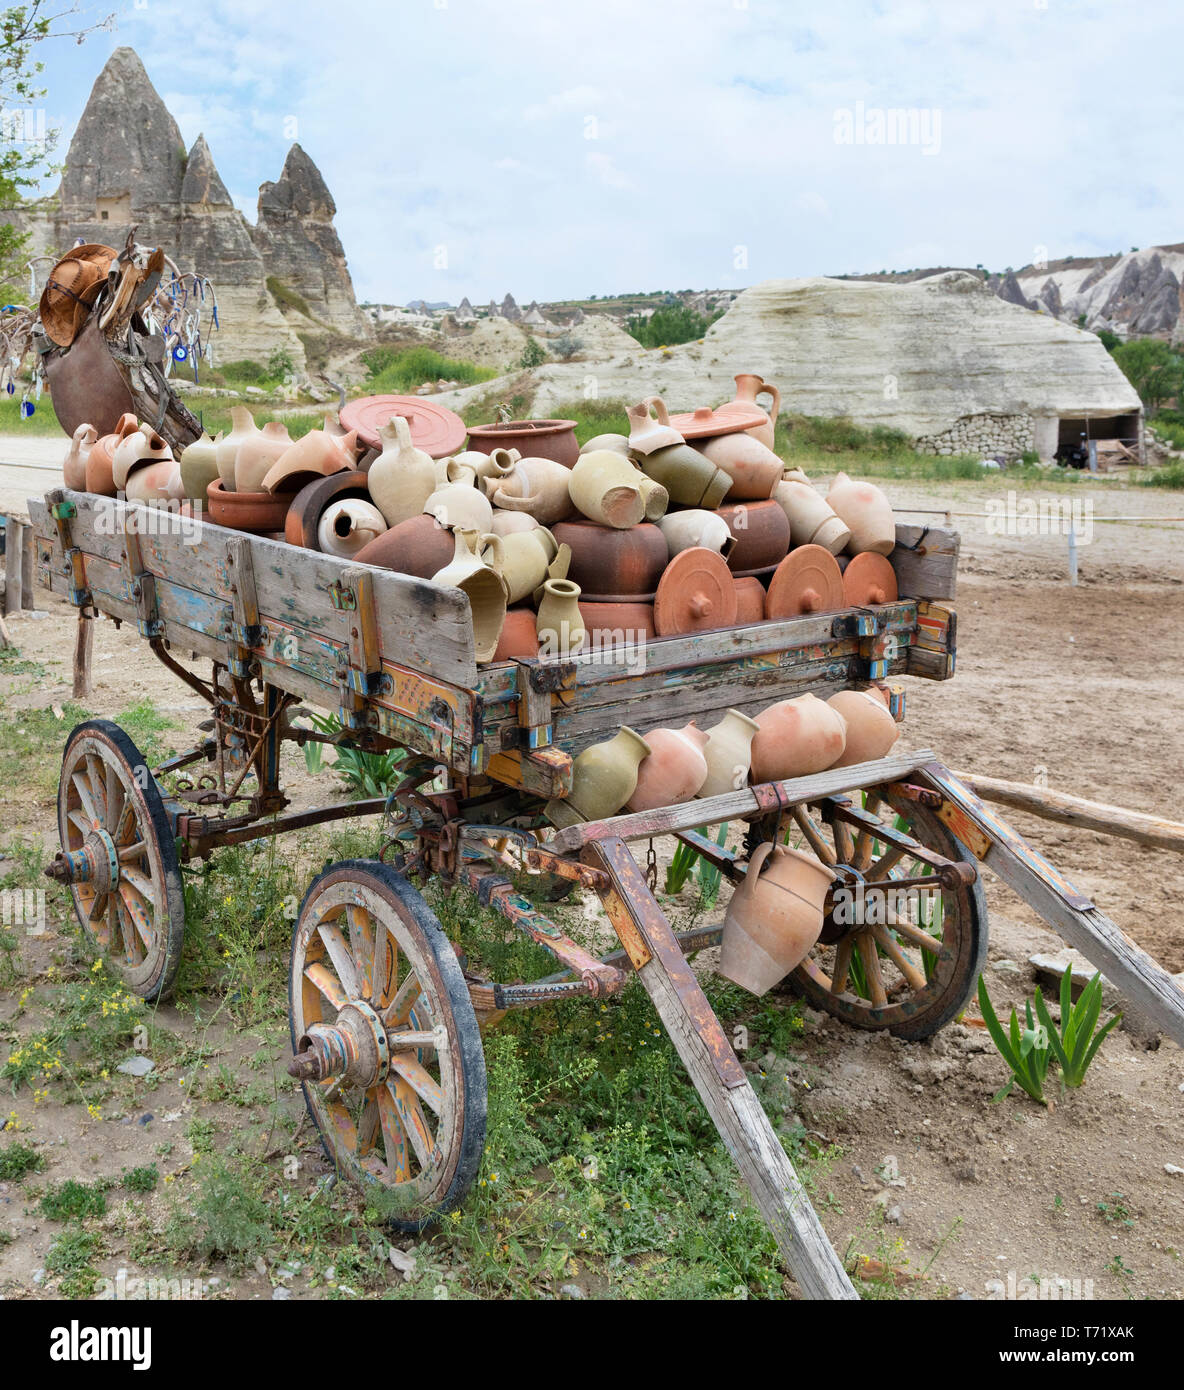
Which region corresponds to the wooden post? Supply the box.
[584,835,858,1300]
[3,517,23,617]
[20,522,33,610]
[73,611,94,699]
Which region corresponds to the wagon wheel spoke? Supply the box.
[117,840,146,863]
[356,1092,381,1155]
[831,937,853,994]
[115,893,148,966]
[389,1076,435,1171]
[316,923,360,998]
[855,930,888,1007]
[67,808,92,838]
[382,972,421,1027]
[792,806,835,864]
[346,905,375,998]
[871,923,926,992]
[72,770,99,824]
[882,913,943,956]
[851,791,882,871]
[372,922,397,1009]
[377,1085,411,1182]
[391,1054,444,1115]
[304,961,348,1011]
[84,754,107,823]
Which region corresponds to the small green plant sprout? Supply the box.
[976,975,1052,1104]
[1033,969,1121,1088]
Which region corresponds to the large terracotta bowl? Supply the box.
[207,478,292,533]
[467,419,579,468]
[552,519,667,600]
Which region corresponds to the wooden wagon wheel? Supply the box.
[747,788,987,1039]
[49,719,186,1001]
[288,859,487,1231]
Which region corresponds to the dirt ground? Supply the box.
[0,470,1182,1300]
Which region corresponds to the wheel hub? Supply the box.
[288,999,390,1087]
[44,828,120,893]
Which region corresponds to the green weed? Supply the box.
[40,1177,108,1221]
[45,1227,102,1297]
[0,1139,44,1180]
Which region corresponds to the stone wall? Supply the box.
[914,412,1035,459]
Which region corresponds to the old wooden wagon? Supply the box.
[27,487,1184,1299]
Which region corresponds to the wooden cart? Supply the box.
[27,487,1184,1299]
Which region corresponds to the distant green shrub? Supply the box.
[361,346,495,393]
[626,303,721,348]
[519,337,547,369]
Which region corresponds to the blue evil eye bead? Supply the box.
[173,345,188,362]
[20,399,34,418]
[211,306,219,329]
[6,381,14,395]
[1,304,16,313]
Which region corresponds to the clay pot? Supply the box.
[699,708,761,799]
[717,500,791,576]
[749,693,848,783]
[580,432,631,458]
[639,442,731,509]
[235,420,293,492]
[496,525,559,605]
[207,478,291,533]
[318,498,388,558]
[694,432,783,501]
[368,416,439,526]
[719,843,832,995]
[487,455,576,525]
[627,722,710,812]
[424,481,493,533]
[178,432,221,502]
[262,428,356,495]
[488,509,539,537]
[544,726,652,828]
[125,458,185,504]
[285,470,371,550]
[552,520,667,599]
[536,578,586,657]
[63,423,97,489]
[453,448,515,483]
[568,449,647,529]
[826,689,900,767]
[354,512,456,576]
[771,480,850,554]
[492,607,539,661]
[85,430,121,496]
[733,576,766,625]
[626,397,684,456]
[577,600,656,643]
[826,473,895,555]
[215,406,260,490]
[727,373,781,450]
[467,419,579,468]
[432,529,509,663]
[658,508,735,560]
[113,424,173,491]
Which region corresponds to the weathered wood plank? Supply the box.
[3,516,23,616]
[890,524,959,601]
[73,611,94,698]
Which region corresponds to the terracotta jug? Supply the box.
[699,708,761,798]
[639,442,731,509]
[749,693,848,783]
[658,508,735,560]
[580,432,632,458]
[568,449,647,529]
[179,432,220,502]
[113,424,173,491]
[318,498,389,558]
[215,405,260,490]
[496,525,559,605]
[487,455,575,524]
[354,513,454,577]
[626,397,684,455]
[826,689,900,767]
[627,722,710,812]
[535,577,585,657]
[772,480,851,554]
[544,726,652,828]
[719,843,833,995]
[432,529,509,663]
[695,431,783,502]
[263,428,356,494]
[85,413,137,496]
[63,423,97,490]
[424,481,493,533]
[125,458,184,504]
[368,415,439,527]
[235,420,293,492]
[826,473,895,555]
[727,374,781,450]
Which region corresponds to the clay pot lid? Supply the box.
[765,545,845,619]
[842,552,899,607]
[654,547,738,635]
[666,402,768,439]
[340,395,466,458]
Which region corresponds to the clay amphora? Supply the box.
[263,428,357,494]
[215,405,260,490]
[354,513,454,576]
[771,480,851,554]
[179,432,221,501]
[535,577,586,657]
[368,415,438,527]
[423,481,493,533]
[825,473,895,555]
[627,722,710,812]
[432,529,509,663]
[85,413,138,496]
[658,508,735,560]
[63,423,97,490]
[235,420,293,492]
[639,442,731,509]
[749,693,848,783]
[113,424,173,491]
[544,726,652,828]
[454,448,517,484]
[826,689,900,767]
[568,449,647,529]
[318,498,388,558]
[487,455,575,524]
[626,397,684,455]
[719,843,832,995]
[125,458,184,504]
[695,431,783,501]
[727,374,781,450]
[580,433,631,458]
[496,526,559,605]
[699,708,761,798]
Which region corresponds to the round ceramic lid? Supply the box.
[842,552,899,607]
[765,545,845,619]
[654,547,738,635]
[666,402,768,439]
[340,395,467,458]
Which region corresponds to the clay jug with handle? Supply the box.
[728,373,781,450]
[63,423,97,490]
[432,529,509,664]
[718,843,833,994]
[544,726,652,828]
[368,415,439,527]
[699,708,761,798]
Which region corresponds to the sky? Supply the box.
[18,0,1184,305]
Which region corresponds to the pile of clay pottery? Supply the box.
[66,413,189,502]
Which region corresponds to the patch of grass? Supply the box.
[360,346,495,394]
[115,699,180,765]
[40,1177,108,1221]
[0,1139,44,1180]
[1138,460,1184,488]
[0,394,70,434]
[121,1163,159,1193]
[0,702,91,802]
[45,1226,102,1297]
[267,275,314,320]
[165,1154,271,1265]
